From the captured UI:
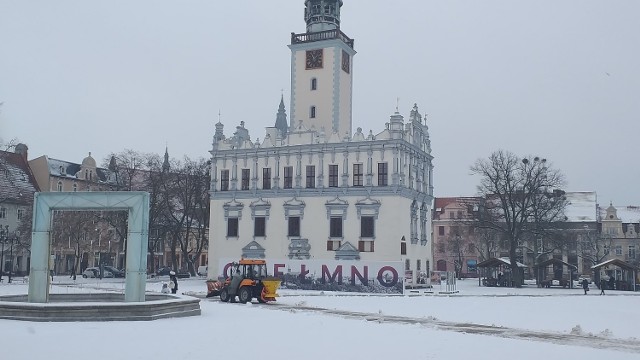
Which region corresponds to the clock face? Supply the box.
[341,50,350,73]
[306,49,323,69]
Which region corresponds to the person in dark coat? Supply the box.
[581,278,589,295]
[169,271,178,294]
[228,268,243,303]
[599,279,606,295]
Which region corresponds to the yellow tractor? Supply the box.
[215,259,281,303]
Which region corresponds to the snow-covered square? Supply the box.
[1,277,639,359]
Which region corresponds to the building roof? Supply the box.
[533,258,578,270]
[433,197,480,212]
[477,257,527,268]
[591,258,639,271]
[0,150,40,205]
[599,205,640,223]
[46,157,118,185]
[564,191,597,222]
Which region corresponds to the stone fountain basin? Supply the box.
[0,293,201,322]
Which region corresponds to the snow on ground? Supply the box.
[1,276,639,359]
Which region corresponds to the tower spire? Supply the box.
[274,94,288,137]
[162,145,170,172]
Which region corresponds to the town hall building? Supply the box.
[208,0,434,289]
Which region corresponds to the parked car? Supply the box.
[82,267,113,278]
[104,266,125,278]
[156,267,191,278]
[155,267,173,277]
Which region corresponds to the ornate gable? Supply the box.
[223,199,244,219]
[335,241,360,260]
[355,197,381,219]
[325,196,349,220]
[283,197,306,218]
[250,198,271,219]
[242,241,266,259]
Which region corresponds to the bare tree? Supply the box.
[470,150,568,287]
[50,211,97,278]
[160,157,210,275]
[577,231,613,279]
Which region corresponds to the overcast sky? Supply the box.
[1,1,639,205]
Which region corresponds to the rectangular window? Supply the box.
[220,170,230,191]
[262,168,271,189]
[401,242,407,255]
[288,216,300,237]
[0,207,6,219]
[254,217,266,237]
[241,169,250,190]
[330,217,343,238]
[227,217,239,237]
[327,240,341,251]
[358,240,375,253]
[328,165,339,187]
[417,259,421,271]
[615,245,622,256]
[438,226,445,236]
[353,163,363,187]
[629,246,636,259]
[378,162,388,186]
[361,216,374,238]
[306,165,315,188]
[17,208,24,220]
[284,166,293,189]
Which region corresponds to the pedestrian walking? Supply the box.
[581,278,589,295]
[599,279,606,295]
[169,271,178,294]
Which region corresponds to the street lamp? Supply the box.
[0,225,8,282]
[8,231,15,283]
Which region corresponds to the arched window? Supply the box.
[311,78,317,91]
[57,181,63,191]
[310,106,316,119]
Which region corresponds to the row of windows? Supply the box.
[220,163,389,191]
[226,215,376,247]
[0,208,25,220]
[56,181,79,192]
[607,245,638,258]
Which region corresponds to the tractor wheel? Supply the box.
[220,287,230,302]
[238,286,252,304]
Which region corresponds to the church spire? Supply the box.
[162,146,170,172]
[274,94,288,137]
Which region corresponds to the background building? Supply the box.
[0,144,39,278]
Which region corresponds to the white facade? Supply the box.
[208,1,434,286]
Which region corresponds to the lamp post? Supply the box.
[8,232,14,283]
[0,225,8,282]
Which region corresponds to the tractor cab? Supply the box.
[219,259,281,304]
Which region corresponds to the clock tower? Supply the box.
[289,0,356,137]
